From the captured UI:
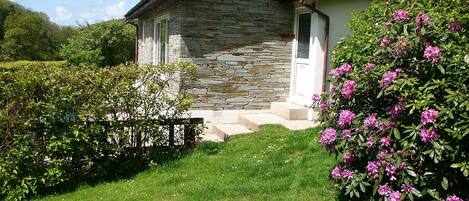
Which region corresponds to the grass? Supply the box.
[0,60,67,68]
[37,125,338,201]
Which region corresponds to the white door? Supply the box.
[289,10,326,106]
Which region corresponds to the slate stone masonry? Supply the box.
[137,0,295,110]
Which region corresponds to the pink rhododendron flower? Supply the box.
[393,9,410,21]
[330,63,353,78]
[378,150,389,159]
[380,136,392,147]
[330,85,336,93]
[331,166,341,180]
[421,109,438,125]
[392,37,409,58]
[340,63,353,73]
[378,184,392,196]
[341,80,357,100]
[320,128,337,146]
[446,195,463,201]
[343,152,353,163]
[365,63,376,73]
[400,184,414,193]
[388,191,401,201]
[385,21,393,27]
[448,22,462,32]
[364,113,379,129]
[367,161,381,178]
[311,94,320,102]
[424,45,442,64]
[339,110,356,127]
[385,164,397,180]
[380,70,399,89]
[400,162,407,169]
[420,128,437,143]
[415,11,430,26]
[367,136,375,147]
[380,38,392,47]
[341,169,354,179]
[342,130,352,138]
[319,102,330,111]
[388,101,405,118]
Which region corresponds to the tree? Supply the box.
[3,12,53,60]
[0,0,76,61]
[61,20,136,67]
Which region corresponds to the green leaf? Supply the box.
[437,65,446,74]
[393,128,401,140]
[406,169,417,177]
[441,177,448,190]
[450,163,462,168]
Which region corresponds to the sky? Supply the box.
[10,0,140,26]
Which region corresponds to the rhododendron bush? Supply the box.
[313,1,468,200]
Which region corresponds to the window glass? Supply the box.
[159,18,168,64]
[297,13,311,59]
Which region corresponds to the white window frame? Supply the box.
[153,15,169,65]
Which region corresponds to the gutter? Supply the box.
[299,0,330,93]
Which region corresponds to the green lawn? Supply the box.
[38,125,338,201]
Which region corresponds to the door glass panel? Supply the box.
[297,13,311,59]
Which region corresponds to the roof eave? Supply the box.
[125,0,168,20]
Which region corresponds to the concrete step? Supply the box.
[271,102,308,120]
[212,124,253,140]
[239,113,318,131]
[199,133,224,143]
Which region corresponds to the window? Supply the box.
[297,13,311,59]
[154,16,169,64]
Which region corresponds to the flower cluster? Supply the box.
[341,80,356,99]
[415,11,430,27]
[447,195,464,201]
[364,113,379,129]
[393,9,410,21]
[380,38,392,47]
[421,109,439,125]
[338,110,355,127]
[380,69,400,89]
[319,128,337,146]
[448,22,462,32]
[365,63,376,73]
[424,45,442,64]
[330,63,353,78]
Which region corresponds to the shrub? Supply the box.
[60,20,135,67]
[0,62,197,200]
[314,1,468,200]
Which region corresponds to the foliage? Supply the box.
[38,126,338,201]
[0,0,77,61]
[0,62,197,200]
[314,1,468,200]
[61,20,136,67]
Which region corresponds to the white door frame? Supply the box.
[288,7,326,106]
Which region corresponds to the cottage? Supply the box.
[125,0,370,140]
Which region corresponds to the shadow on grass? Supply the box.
[35,144,217,199]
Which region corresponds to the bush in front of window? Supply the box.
[0,62,197,200]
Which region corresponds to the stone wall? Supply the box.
[179,0,295,110]
[137,0,295,110]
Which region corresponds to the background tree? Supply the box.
[61,20,136,67]
[0,0,76,61]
